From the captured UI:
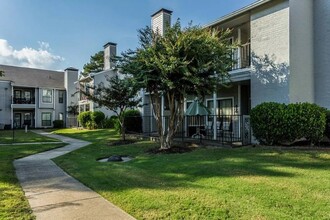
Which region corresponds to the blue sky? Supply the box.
[0,0,255,72]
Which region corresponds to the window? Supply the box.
[41,112,52,126]
[58,91,64,103]
[42,89,53,103]
[59,113,63,120]
[85,104,90,111]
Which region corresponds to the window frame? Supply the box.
[41,112,52,126]
[58,90,64,104]
[42,89,53,104]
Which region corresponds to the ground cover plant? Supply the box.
[0,143,65,220]
[0,130,58,144]
[53,128,330,219]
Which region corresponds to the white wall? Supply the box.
[250,0,290,107]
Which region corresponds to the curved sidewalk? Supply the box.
[14,130,135,220]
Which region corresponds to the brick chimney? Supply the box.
[151,8,173,36]
[103,42,117,70]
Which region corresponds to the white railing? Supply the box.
[232,43,251,70]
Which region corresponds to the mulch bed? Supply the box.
[146,145,197,154]
[108,139,138,146]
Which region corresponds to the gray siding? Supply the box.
[0,81,12,125]
[250,0,290,107]
[314,0,330,109]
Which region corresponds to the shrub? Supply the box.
[103,116,117,129]
[251,102,326,145]
[91,111,105,128]
[123,109,142,133]
[78,111,92,128]
[325,110,330,139]
[53,120,64,128]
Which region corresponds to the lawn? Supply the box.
[0,130,59,144]
[0,143,65,220]
[53,128,330,220]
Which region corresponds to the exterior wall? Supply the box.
[250,0,290,107]
[91,70,117,117]
[54,89,66,121]
[0,81,12,125]
[289,0,314,103]
[64,68,79,126]
[314,0,330,109]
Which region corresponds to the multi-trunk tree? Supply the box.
[118,21,234,149]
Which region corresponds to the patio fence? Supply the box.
[125,114,251,146]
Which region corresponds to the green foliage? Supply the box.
[324,110,330,139]
[251,102,327,145]
[91,111,105,127]
[78,111,92,128]
[0,70,4,77]
[78,111,107,129]
[53,120,64,128]
[103,116,118,129]
[123,109,142,133]
[81,51,104,76]
[117,20,234,148]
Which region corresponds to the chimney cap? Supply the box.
[151,8,173,17]
[103,42,117,48]
[65,67,78,71]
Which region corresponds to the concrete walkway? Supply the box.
[14,130,135,220]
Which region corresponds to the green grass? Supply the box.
[0,143,65,220]
[0,130,59,144]
[53,128,330,219]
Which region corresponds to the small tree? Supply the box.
[118,21,234,149]
[81,51,104,76]
[0,70,4,77]
[81,75,141,140]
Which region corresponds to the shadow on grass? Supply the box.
[53,140,330,192]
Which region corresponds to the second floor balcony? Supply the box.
[232,42,251,71]
[12,88,36,107]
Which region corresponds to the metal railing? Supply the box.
[126,114,251,146]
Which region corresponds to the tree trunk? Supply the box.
[151,92,184,150]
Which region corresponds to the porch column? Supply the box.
[213,91,217,140]
[237,28,242,69]
[183,97,187,137]
[238,85,241,137]
[11,84,13,128]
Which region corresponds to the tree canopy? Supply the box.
[81,75,141,140]
[118,21,234,149]
[82,51,104,76]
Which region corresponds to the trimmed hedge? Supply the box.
[251,102,326,145]
[53,120,64,128]
[123,109,142,133]
[78,111,105,129]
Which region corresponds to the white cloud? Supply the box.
[0,39,64,70]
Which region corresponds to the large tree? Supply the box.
[82,51,104,76]
[81,75,141,140]
[118,21,234,149]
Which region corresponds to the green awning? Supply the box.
[185,99,211,116]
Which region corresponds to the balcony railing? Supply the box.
[232,43,251,70]
[13,98,35,104]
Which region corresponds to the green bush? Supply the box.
[91,111,105,128]
[123,109,142,133]
[325,110,330,139]
[103,116,118,129]
[251,102,326,145]
[53,120,64,128]
[78,111,92,128]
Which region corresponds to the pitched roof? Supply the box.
[0,64,65,89]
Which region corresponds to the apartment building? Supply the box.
[0,65,78,128]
